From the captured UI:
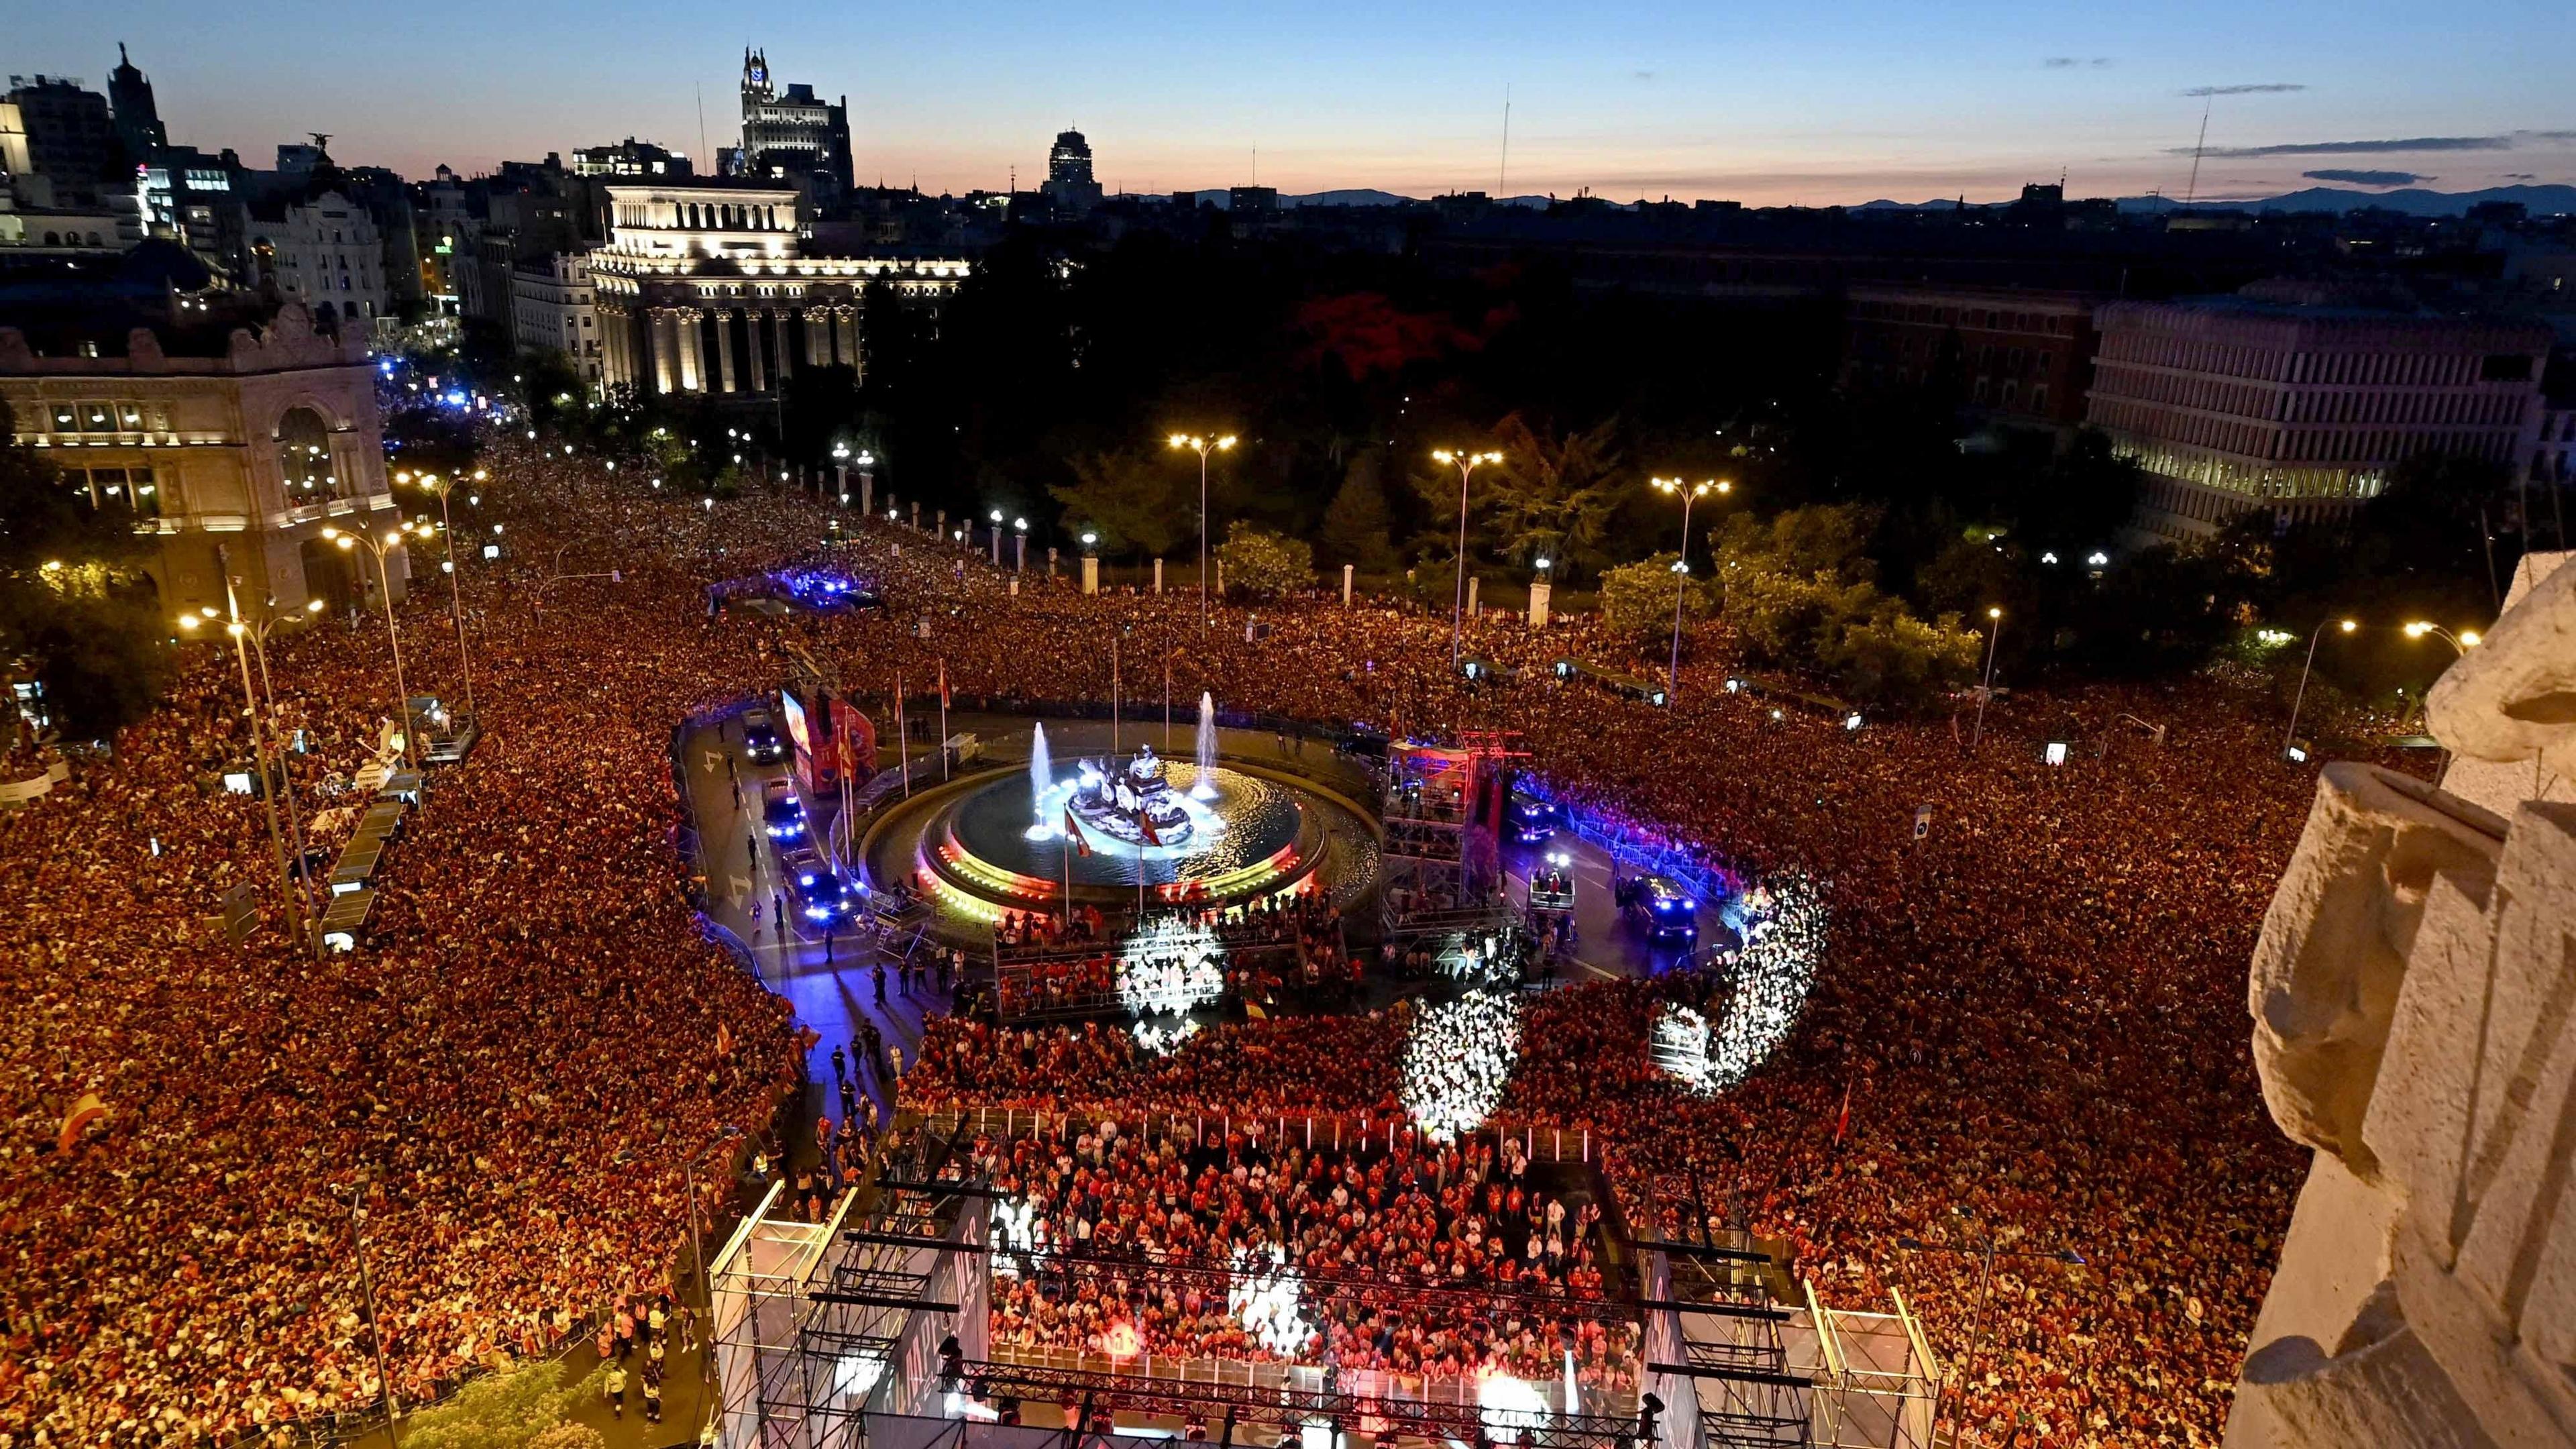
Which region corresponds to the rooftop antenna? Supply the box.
[2183,92,2212,206]
[1499,83,1511,195]
[696,84,709,175]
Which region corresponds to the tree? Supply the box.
[1821,601,1980,704]
[1597,552,1709,649]
[1214,522,1314,600]
[1318,455,1400,573]
[0,400,168,738]
[1474,413,1628,575]
[1049,449,1194,559]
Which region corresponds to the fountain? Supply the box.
[1190,692,1220,800]
[1024,722,1057,839]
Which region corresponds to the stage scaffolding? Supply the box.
[1631,1178,1937,1449]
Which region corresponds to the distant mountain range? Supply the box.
[1852,183,2576,217]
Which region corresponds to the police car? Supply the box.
[784,846,859,926]
[1617,873,1700,940]
[760,777,807,843]
[743,707,787,764]
[1507,792,1561,845]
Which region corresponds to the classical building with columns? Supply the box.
[588,182,969,398]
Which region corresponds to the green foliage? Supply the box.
[1318,455,1399,573]
[1597,552,1709,647]
[0,400,168,737]
[1214,521,1315,600]
[1821,602,1982,702]
[398,1360,602,1449]
[1709,502,1976,704]
[1474,413,1629,576]
[1049,448,1194,558]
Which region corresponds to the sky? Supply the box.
[17,0,2575,205]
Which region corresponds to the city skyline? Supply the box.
[16,0,2574,207]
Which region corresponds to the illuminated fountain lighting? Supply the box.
[1402,990,1521,1142]
[1024,722,1057,841]
[1227,1245,1315,1356]
[1190,692,1220,800]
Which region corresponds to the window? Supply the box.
[275,407,342,500]
[64,465,162,519]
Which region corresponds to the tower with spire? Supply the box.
[108,42,168,160]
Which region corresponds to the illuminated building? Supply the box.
[573,137,692,178]
[1042,128,1102,214]
[738,49,852,193]
[588,182,968,396]
[2088,284,2552,539]
[0,297,402,617]
[509,252,600,386]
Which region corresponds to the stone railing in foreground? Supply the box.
[2231,550,2576,1448]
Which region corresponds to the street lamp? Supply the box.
[402,472,478,720]
[323,522,432,767]
[1014,516,1028,574]
[1431,447,1505,661]
[1650,476,1728,701]
[178,582,317,943]
[2404,621,2483,656]
[988,508,1005,566]
[1970,606,2003,749]
[1168,432,1238,629]
[2284,619,2359,760]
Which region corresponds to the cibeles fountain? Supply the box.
[2229,551,2576,1448]
[866,694,1377,925]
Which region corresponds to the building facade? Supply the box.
[573,137,692,178]
[105,45,165,161]
[509,252,600,385]
[0,75,123,203]
[1043,129,1103,213]
[249,189,394,341]
[2088,292,2553,539]
[588,182,969,397]
[0,300,405,619]
[738,50,852,193]
[1841,283,2099,426]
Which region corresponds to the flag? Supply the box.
[716,1022,737,1057]
[1136,808,1162,847]
[1063,808,1091,856]
[58,1092,107,1155]
[1833,1077,1854,1144]
[937,659,951,709]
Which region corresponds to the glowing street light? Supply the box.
[2404,621,2481,656]
[2284,619,2359,761]
[1168,432,1238,628]
[322,522,433,767]
[401,470,478,718]
[1432,448,1506,661]
[1650,476,1730,700]
[1970,607,2003,750]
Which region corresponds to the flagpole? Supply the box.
[938,659,951,782]
[896,674,909,800]
[1112,634,1120,757]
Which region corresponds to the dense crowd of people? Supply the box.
[6,415,2410,1447]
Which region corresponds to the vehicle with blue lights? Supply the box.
[783,846,859,926]
[742,707,786,764]
[760,777,807,843]
[1615,873,1700,939]
[1507,790,1560,844]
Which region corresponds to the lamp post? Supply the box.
[346,1183,403,1447]
[988,508,1004,566]
[179,581,312,945]
[398,468,482,720]
[1167,432,1238,629]
[1014,516,1028,574]
[324,522,431,767]
[2283,618,2359,759]
[2402,620,2483,657]
[1894,1218,2085,1443]
[1650,477,1727,700]
[230,592,326,910]
[1970,607,2003,750]
[1431,448,1505,661]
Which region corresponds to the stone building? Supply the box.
[2087,285,2552,539]
[248,189,395,343]
[1840,282,2099,428]
[588,182,968,397]
[2232,549,2575,1446]
[0,298,405,619]
[509,251,600,385]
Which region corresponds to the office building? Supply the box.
[1841,283,2098,427]
[105,45,166,161]
[510,252,600,385]
[1,75,123,203]
[739,49,853,193]
[2087,283,2552,538]
[1042,129,1103,213]
[574,138,692,179]
[248,189,394,341]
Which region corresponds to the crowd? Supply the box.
[967,1115,1640,1396]
[5,417,2394,1447]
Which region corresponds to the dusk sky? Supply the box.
[19,0,2575,205]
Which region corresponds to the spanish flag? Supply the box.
[1136,808,1163,847]
[1063,808,1091,857]
[58,1092,107,1155]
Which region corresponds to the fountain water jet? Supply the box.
[1190,692,1220,800]
[1024,722,1057,839]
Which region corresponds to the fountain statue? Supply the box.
[1191,692,1220,800]
[1024,722,1055,839]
